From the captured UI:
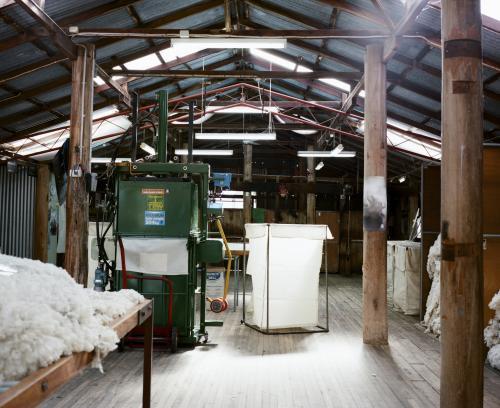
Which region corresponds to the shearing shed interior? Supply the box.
[0,0,499,407]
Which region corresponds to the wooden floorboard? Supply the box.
[40,275,500,408]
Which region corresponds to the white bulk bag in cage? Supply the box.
[245,223,332,330]
[387,241,398,305]
[392,241,421,315]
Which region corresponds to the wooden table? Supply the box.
[0,299,153,408]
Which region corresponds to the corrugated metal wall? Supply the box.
[0,164,36,258]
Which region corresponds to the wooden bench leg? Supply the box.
[142,308,153,408]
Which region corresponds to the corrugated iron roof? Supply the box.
[0,0,498,170]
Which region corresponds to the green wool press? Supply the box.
[112,90,223,350]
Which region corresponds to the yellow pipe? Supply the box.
[215,218,232,299]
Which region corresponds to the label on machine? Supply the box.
[142,188,166,226]
[144,211,165,226]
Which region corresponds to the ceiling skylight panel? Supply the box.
[124,53,162,70]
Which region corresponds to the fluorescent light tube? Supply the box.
[298,151,336,158]
[297,149,356,158]
[171,38,286,49]
[91,157,131,163]
[195,132,276,141]
[333,151,356,157]
[175,149,233,156]
[315,161,324,171]
[140,142,156,156]
[332,144,344,155]
[292,129,318,135]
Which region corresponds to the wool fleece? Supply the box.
[485,291,500,370]
[423,235,441,336]
[0,255,144,382]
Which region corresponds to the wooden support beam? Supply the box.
[243,143,252,225]
[320,75,365,146]
[306,145,316,224]
[440,0,483,407]
[246,0,329,31]
[339,76,365,114]
[95,65,131,107]
[33,163,50,262]
[362,43,388,345]
[69,27,391,39]
[318,0,388,27]
[116,69,363,80]
[64,44,94,285]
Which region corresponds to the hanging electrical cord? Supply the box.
[201,56,205,135]
[110,100,159,163]
[268,60,273,133]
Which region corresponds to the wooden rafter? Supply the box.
[1,0,499,152]
[247,17,500,128]
[13,0,131,107]
[0,0,142,53]
[0,55,242,141]
[1,0,223,83]
[317,0,388,27]
[14,0,76,59]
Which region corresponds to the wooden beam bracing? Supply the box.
[95,65,131,107]
[383,0,429,61]
[370,0,395,30]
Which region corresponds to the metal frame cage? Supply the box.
[240,224,330,335]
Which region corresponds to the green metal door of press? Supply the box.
[115,178,199,345]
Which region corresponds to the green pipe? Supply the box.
[157,90,168,163]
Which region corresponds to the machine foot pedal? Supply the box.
[205,320,223,327]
